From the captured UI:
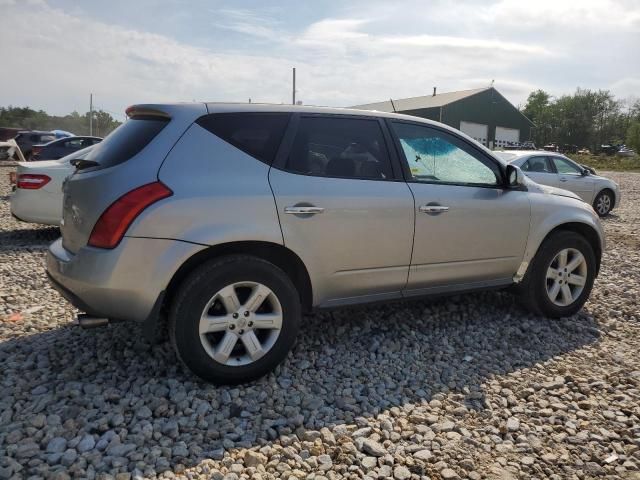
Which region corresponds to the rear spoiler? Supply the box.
[125,106,171,120]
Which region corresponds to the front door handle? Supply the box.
[284,206,325,215]
[419,205,449,214]
[559,177,568,182]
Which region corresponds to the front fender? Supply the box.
[515,198,604,282]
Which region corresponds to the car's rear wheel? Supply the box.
[169,255,300,384]
[517,231,596,318]
[593,190,613,216]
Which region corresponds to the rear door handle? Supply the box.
[284,206,325,215]
[419,205,449,214]
[559,177,568,182]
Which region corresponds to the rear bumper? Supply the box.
[46,236,205,323]
[10,188,61,226]
[47,270,99,315]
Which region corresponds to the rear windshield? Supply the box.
[83,117,168,168]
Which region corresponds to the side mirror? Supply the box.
[506,164,526,188]
[580,164,595,175]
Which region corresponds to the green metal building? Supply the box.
[352,87,535,149]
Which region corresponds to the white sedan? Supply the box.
[495,150,621,216]
[10,147,92,225]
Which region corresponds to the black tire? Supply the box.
[593,190,613,217]
[517,231,596,318]
[169,255,301,384]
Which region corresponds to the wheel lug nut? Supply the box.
[248,321,253,327]
[239,329,244,334]
[244,311,250,317]
[229,324,235,330]
[232,313,238,319]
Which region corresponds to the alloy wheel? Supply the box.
[198,281,283,366]
[545,248,588,307]
[596,193,611,215]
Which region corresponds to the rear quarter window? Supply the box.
[196,113,290,165]
[83,117,168,168]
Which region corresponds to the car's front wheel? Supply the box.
[169,255,301,384]
[518,231,596,318]
[593,190,613,217]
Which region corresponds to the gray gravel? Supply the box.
[1,165,639,479]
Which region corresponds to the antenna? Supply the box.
[292,68,296,105]
[89,93,93,136]
[390,98,397,113]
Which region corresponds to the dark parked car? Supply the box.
[31,136,102,161]
[14,131,57,159]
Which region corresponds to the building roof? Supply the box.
[351,87,491,113]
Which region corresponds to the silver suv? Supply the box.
[47,103,604,384]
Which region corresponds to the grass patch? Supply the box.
[567,153,640,172]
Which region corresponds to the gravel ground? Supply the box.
[1,165,639,480]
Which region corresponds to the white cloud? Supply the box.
[211,8,282,40]
[0,2,297,113]
[0,0,637,116]
[296,17,552,56]
[484,0,640,29]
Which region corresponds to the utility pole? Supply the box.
[89,93,93,136]
[292,68,296,105]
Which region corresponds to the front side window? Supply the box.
[285,116,393,180]
[391,122,499,186]
[553,156,582,175]
[196,113,290,165]
[522,156,553,173]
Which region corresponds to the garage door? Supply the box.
[495,126,520,148]
[459,121,488,146]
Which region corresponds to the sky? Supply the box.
[1,0,639,118]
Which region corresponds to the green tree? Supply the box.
[521,88,627,151]
[626,121,640,152]
[523,90,552,146]
[0,106,121,137]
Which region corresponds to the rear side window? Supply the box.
[522,156,553,173]
[196,113,290,165]
[83,117,168,168]
[284,116,393,180]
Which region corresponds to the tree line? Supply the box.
[0,106,121,138]
[3,94,639,153]
[522,88,640,153]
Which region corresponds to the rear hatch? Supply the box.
[60,103,207,253]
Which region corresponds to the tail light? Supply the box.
[88,181,172,249]
[17,174,51,189]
